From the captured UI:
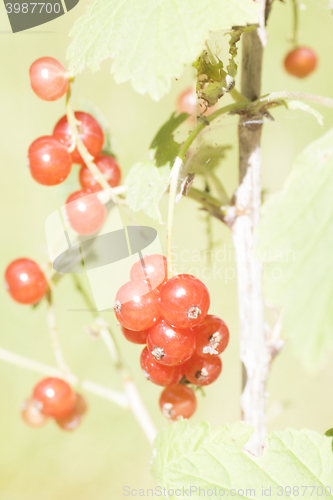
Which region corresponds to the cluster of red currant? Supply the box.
[115,254,229,421]
[22,377,87,431]
[28,56,121,236]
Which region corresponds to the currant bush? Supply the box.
[159,384,197,420]
[79,155,121,192]
[53,112,104,165]
[176,87,216,117]
[284,47,317,78]
[28,136,72,186]
[5,258,48,305]
[29,57,69,101]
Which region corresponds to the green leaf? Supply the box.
[125,161,170,222]
[150,112,189,167]
[256,127,333,370]
[325,428,333,437]
[151,420,333,498]
[287,100,324,126]
[67,0,259,101]
[184,144,232,175]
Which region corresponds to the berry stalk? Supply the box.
[65,79,116,200]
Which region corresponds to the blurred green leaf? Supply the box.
[183,144,232,175]
[287,100,324,126]
[325,428,333,437]
[150,112,189,167]
[67,0,259,100]
[125,161,170,222]
[256,127,333,370]
[152,420,333,498]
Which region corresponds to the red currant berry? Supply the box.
[176,87,216,117]
[65,189,106,235]
[121,326,148,344]
[185,353,222,386]
[130,254,167,291]
[159,384,197,420]
[114,280,160,331]
[32,377,75,418]
[79,155,121,192]
[29,57,68,101]
[193,315,229,358]
[284,47,317,78]
[53,112,104,165]
[147,318,196,366]
[140,347,184,386]
[21,398,49,428]
[5,258,48,305]
[158,274,210,329]
[55,393,87,431]
[28,136,72,186]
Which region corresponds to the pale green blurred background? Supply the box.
[1,1,333,498]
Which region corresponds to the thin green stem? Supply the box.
[65,79,116,202]
[291,0,299,46]
[166,100,249,277]
[71,275,157,445]
[46,291,72,381]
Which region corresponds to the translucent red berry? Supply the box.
[21,398,49,428]
[284,47,317,78]
[5,258,48,305]
[114,280,160,331]
[158,274,210,329]
[28,136,72,186]
[32,377,75,418]
[140,347,184,386]
[193,315,229,358]
[159,384,197,420]
[121,326,148,344]
[130,254,167,291]
[29,57,69,101]
[79,155,121,192]
[176,87,216,117]
[55,393,87,431]
[185,353,222,386]
[147,318,196,366]
[65,189,106,235]
[53,112,104,165]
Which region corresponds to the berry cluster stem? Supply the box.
[65,78,116,202]
[0,345,128,408]
[46,291,72,381]
[72,275,157,445]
